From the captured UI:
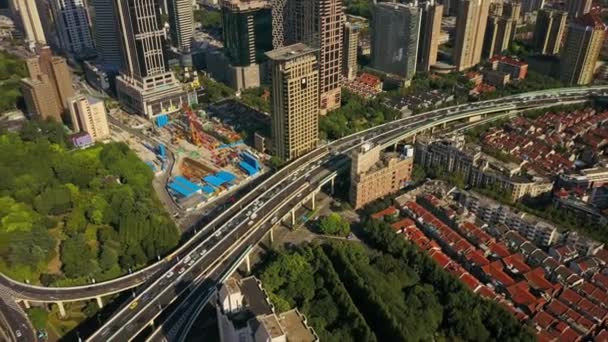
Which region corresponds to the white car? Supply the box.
[165,271,174,279]
[15,330,21,338]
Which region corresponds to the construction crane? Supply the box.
[183,105,219,149]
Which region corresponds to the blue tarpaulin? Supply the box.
[203,175,226,187]
[241,152,260,170]
[158,144,166,158]
[239,161,258,176]
[156,115,169,128]
[202,185,215,194]
[216,171,237,183]
[174,176,202,192]
[168,182,195,197]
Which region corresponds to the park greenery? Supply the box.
[0,51,27,112]
[201,75,235,104]
[239,86,271,113]
[319,90,400,140]
[0,120,179,285]
[194,9,222,31]
[258,233,533,341]
[343,0,373,18]
[317,213,351,237]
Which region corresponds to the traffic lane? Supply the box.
[90,175,312,340]
[84,91,604,340]
[0,298,35,342]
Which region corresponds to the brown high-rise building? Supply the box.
[561,13,607,85]
[272,0,344,114]
[20,46,74,121]
[533,9,567,55]
[453,0,490,71]
[350,143,414,209]
[417,1,443,71]
[266,43,319,161]
[21,75,62,121]
[343,21,359,81]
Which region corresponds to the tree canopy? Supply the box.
[318,213,351,237]
[0,121,179,285]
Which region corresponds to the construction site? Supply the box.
[110,104,268,212]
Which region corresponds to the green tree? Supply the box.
[318,213,351,237]
[61,234,96,278]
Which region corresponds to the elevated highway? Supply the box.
[0,86,607,341]
[82,86,608,341]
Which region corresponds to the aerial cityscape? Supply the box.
[2,0,608,341]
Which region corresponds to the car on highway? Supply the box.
[178,266,186,274]
[129,301,139,310]
[15,330,21,338]
[165,271,174,279]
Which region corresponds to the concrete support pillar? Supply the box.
[96,296,103,309]
[57,302,66,318]
[22,300,30,309]
[330,177,335,195]
[245,253,251,274]
[269,226,274,244]
[290,209,295,227]
[412,134,416,144]
[311,192,316,210]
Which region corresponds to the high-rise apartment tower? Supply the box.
[453,0,490,71]
[417,1,443,72]
[371,2,421,82]
[560,13,606,85]
[533,9,567,55]
[266,43,319,161]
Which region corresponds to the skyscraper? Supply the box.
[417,1,443,72]
[483,2,519,59]
[168,0,194,55]
[221,0,272,66]
[9,0,46,50]
[566,0,592,19]
[266,43,319,161]
[533,9,567,55]
[50,0,95,57]
[68,95,110,142]
[21,47,74,121]
[342,21,359,81]
[453,0,490,71]
[115,0,186,119]
[371,2,420,82]
[560,13,606,85]
[21,75,62,121]
[272,0,344,113]
[90,0,122,71]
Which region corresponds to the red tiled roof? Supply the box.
[458,273,481,291]
[475,285,497,300]
[507,281,546,314]
[503,254,532,275]
[465,249,490,267]
[524,268,560,297]
[488,241,511,258]
[430,250,451,269]
[482,260,515,287]
[371,206,398,219]
[391,218,416,232]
